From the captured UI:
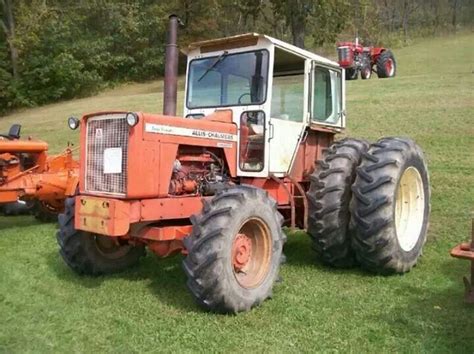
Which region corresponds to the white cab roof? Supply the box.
[186,33,339,68]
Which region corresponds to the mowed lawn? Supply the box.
[0,33,473,352]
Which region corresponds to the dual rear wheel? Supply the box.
[308,137,430,274]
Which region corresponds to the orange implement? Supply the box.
[450,218,474,304]
[0,127,79,220]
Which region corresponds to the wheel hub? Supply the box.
[395,166,425,252]
[386,58,394,76]
[232,234,252,272]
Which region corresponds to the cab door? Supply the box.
[268,64,309,175]
[310,63,345,129]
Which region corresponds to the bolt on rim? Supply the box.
[231,217,272,289]
[395,166,425,252]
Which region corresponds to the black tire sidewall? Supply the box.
[57,196,144,275]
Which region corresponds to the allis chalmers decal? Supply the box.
[145,123,237,142]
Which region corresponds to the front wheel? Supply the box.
[350,137,430,274]
[361,65,372,80]
[57,197,145,275]
[345,68,358,80]
[183,186,285,313]
[361,55,372,80]
[33,200,63,222]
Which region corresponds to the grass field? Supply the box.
[1,33,473,352]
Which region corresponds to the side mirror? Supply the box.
[8,124,21,139]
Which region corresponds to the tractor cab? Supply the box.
[183,34,345,177]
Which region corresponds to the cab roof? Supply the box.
[186,33,339,68]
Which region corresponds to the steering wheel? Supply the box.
[238,93,251,104]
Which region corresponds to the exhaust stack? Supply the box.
[163,14,180,116]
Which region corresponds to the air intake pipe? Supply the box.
[163,14,181,116]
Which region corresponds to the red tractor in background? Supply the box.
[337,38,396,80]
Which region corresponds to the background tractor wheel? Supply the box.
[57,197,145,275]
[361,66,372,80]
[183,185,285,314]
[345,68,358,80]
[376,50,397,78]
[361,56,372,80]
[33,200,63,222]
[350,137,430,274]
[1,201,32,216]
[307,138,369,267]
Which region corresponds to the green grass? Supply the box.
[1,33,473,352]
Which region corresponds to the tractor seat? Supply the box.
[1,124,21,140]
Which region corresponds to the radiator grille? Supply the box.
[85,114,128,195]
[337,46,350,63]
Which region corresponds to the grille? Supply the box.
[85,114,128,195]
[337,46,351,63]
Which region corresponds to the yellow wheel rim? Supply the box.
[395,167,425,251]
[231,218,272,289]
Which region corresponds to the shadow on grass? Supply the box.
[0,215,45,230]
[283,228,374,278]
[379,258,474,351]
[46,227,380,313]
[47,249,200,312]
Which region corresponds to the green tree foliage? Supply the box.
[0,0,169,113]
[270,0,350,48]
[0,0,472,114]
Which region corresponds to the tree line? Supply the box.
[1,0,472,114]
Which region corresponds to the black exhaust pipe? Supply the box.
[163,14,181,116]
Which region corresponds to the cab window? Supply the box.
[312,67,341,124]
[271,74,305,122]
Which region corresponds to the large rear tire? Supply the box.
[183,185,285,313]
[57,197,145,275]
[350,137,430,274]
[307,138,369,267]
[376,50,396,78]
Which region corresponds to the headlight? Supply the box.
[126,112,139,127]
[68,117,79,130]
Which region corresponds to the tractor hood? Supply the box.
[78,111,238,199]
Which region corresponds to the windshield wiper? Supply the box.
[198,51,229,82]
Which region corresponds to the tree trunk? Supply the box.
[402,0,409,41]
[433,0,440,35]
[290,8,305,48]
[3,0,19,80]
[451,0,458,30]
[291,24,305,48]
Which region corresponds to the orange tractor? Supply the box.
[57,16,431,313]
[0,124,79,221]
